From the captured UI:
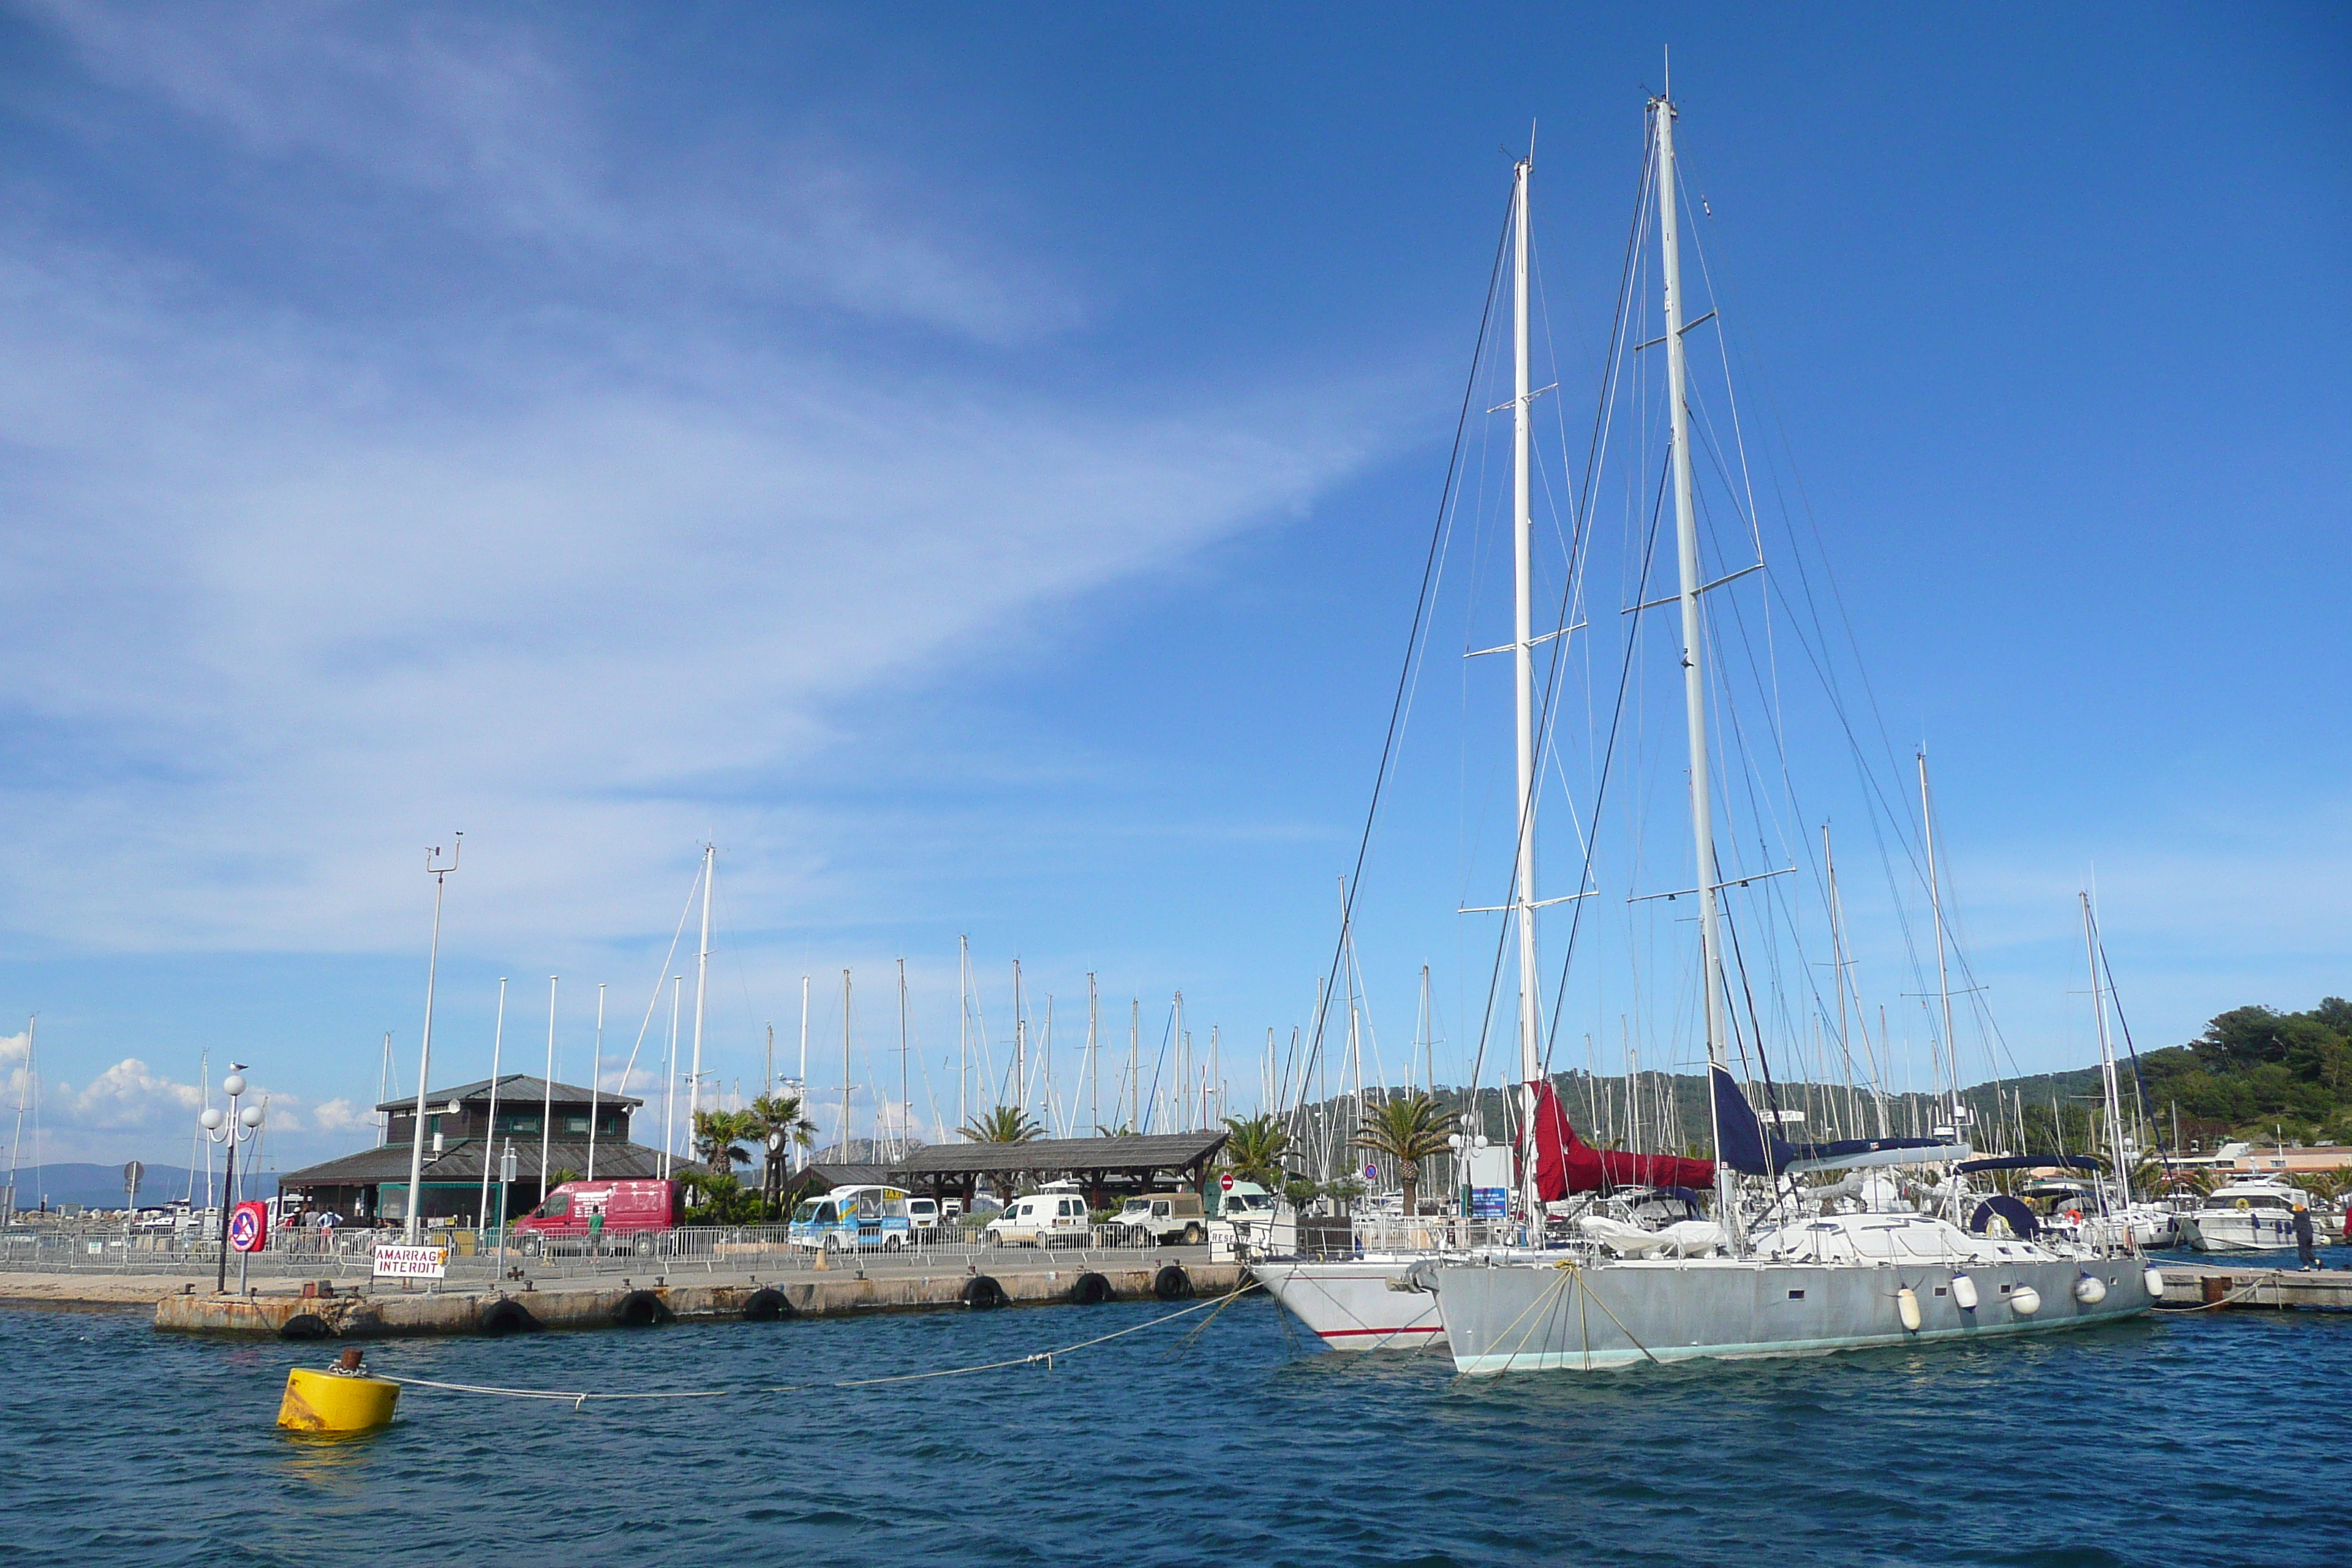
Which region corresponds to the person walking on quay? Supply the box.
[2293,1196,2319,1271]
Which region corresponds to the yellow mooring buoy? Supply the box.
[277,1348,400,1434]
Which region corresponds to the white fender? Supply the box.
[2010,1284,2043,1316]
[1896,1286,1922,1333]
[2143,1267,2166,1301]
[1950,1273,1979,1311]
[2073,1275,2108,1305]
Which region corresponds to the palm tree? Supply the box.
[960,1105,1043,1144]
[748,1092,817,1214]
[958,1104,1041,1203]
[693,1108,757,1176]
[1352,1091,1458,1217]
[1221,1112,1292,1188]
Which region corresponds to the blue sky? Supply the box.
[0,4,2344,1175]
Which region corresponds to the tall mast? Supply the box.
[957,937,969,1139]
[1654,91,1737,1233]
[1088,974,1100,1136]
[1508,151,1544,1221]
[1129,998,1140,1132]
[477,977,507,1226]
[1014,960,1026,1117]
[687,843,714,1141]
[587,981,606,1181]
[1918,751,1961,1123]
[2081,892,2131,1210]
[1823,824,1861,1138]
[841,969,853,1156]
[897,957,911,1159]
[540,976,557,1205]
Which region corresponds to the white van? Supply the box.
[906,1196,941,1233]
[985,1192,1092,1248]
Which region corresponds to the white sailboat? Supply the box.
[1426,87,2155,1374]
[1251,144,1556,1352]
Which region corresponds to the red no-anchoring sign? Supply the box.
[227,1200,268,1254]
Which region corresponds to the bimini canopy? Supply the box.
[1954,1155,2103,1175]
[1529,1080,1715,1201]
[1711,1066,1967,1177]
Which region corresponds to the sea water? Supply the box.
[2,1262,2344,1567]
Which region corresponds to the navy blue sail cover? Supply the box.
[1967,1194,2041,1238]
[1710,1065,1961,1175]
[1954,1155,2103,1175]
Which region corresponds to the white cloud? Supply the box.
[0,6,1395,960]
[309,1096,369,1134]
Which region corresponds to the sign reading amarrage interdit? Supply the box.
[371,1243,448,1280]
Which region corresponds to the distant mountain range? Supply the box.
[3,1161,277,1213]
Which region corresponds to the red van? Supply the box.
[512,1179,680,1255]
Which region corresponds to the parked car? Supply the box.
[511,1179,681,1256]
[1109,1191,1207,1246]
[790,1185,915,1253]
[985,1191,1092,1248]
[906,1196,941,1234]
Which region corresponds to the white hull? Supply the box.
[1251,1258,1445,1352]
[2182,1210,2304,1253]
[1431,1251,2153,1374]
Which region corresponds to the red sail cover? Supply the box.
[1529,1079,1716,1200]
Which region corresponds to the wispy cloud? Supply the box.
[0,5,1394,960]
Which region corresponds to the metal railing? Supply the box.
[0,1220,1205,1280]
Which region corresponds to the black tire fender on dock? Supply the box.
[614,1289,674,1328]
[1068,1272,1112,1306]
[743,1287,795,1322]
[961,1275,1008,1309]
[1153,1264,1192,1302]
[278,1313,333,1341]
[479,1298,543,1337]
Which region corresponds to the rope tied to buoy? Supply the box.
[387,1283,1258,1409]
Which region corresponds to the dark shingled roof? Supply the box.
[281,1139,689,1188]
[892,1132,1228,1177]
[373,1074,644,1114]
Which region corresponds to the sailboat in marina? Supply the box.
[1423,88,2157,1373]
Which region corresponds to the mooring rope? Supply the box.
[388,1283,1261,1411]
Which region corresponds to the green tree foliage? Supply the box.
[2139,997,2352,1142]
[959,1105,1042,1144]
[692,1108,758,1176]
[1220,1112,1292,1188]
[1352,1091,1460,1216]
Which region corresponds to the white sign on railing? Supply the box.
[372,1243,448,1280]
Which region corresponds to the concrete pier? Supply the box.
[148,1256,1244,1338]
[2152,1265,2352,1311]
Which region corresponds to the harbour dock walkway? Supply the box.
[2152,1264,2352,1312]
[135,1248,1239,1338]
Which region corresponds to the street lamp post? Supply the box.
[199,1066,264,1295]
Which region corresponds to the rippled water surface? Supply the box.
[4,1270,2345,1567]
